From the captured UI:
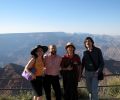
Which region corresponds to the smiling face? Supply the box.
[36,48,44,57]
[49,45,57,55]
[66,45,75,55]
[85,39,93,49]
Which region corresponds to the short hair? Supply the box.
[49,45,56,49]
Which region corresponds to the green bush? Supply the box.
[50,87,88,99]
[78,88,88,99]
[0,91,32,100]
[0,96,14,100]
[16,91,32,100]
[107,77,120,97]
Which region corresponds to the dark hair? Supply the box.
[31,47,38,58]
[84,37,94,48]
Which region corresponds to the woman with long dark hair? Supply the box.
[25,45,48,100]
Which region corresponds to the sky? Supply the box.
[0,0,120,35]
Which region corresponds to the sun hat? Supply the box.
[65,42,75,50]
[31,45,48,55]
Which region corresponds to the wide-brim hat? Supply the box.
[31,45,48,55]
[65,42,76,50]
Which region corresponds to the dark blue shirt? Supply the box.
[82,47,104,72]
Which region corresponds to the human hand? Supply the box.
[67,65,73,70]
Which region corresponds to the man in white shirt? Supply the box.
[43,45,62,100]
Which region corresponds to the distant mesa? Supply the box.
[0,32,120,66]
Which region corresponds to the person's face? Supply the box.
[66,46,74,54]
[49,45,57,55]
[85,39,93,49]
[36,48,44,57]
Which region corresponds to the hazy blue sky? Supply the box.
[0,0,120,35]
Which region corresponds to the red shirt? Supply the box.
[61,54,81,69]
[61,54,81,80]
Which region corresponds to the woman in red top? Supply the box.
[60,42,82,100]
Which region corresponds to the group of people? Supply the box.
[24,36,104,100]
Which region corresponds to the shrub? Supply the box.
[0,91,32,100]
[107,77,120,97]
[78,88,88,99]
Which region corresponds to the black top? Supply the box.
[82,47,104,72]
